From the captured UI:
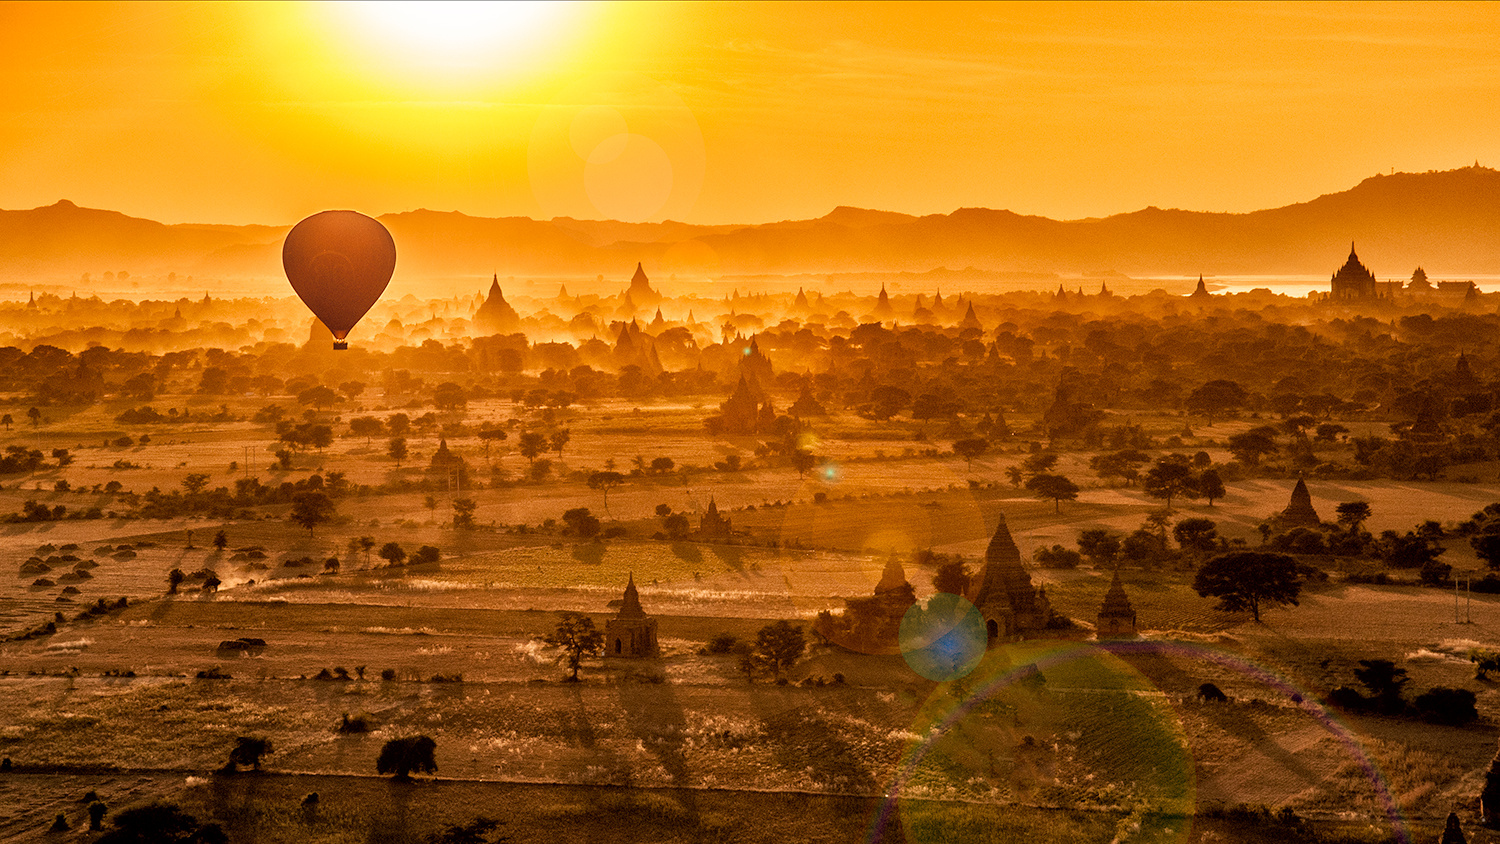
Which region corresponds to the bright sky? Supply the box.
[2,1,1498,225]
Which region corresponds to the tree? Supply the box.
[952,437,988,470]
[1021,452,1058,475]
[0,413,11,431]
[663,512,690,540]
[1185,379,1248,426]
[349,416,385,446]
[1335,501,1372,530]
[789,449,817,479]
[477,426,508,461]
[517,432,546,464]
[932,559,969,595]
[649,456,675,474]
[289,491,335,537]
[544,612,604,681]
[753,620,806,682]
[549,428,571,458]
[1354,659,1409,714]
[27,406,41,427]
[387,413,412,437]
[379,542,407,566]
[212,530,228,552]
[1077,529,1121,567]
[377,735,437,781]
[226,736,272,772]
[1004,466,1026,488]
[1197,469,1226,506]
[1172,517,1219,555]
[1227,426,1279,467]
[1142,455,1198,511]
[388,437,408,467]
[561,507,601,538]
[298,385,341,410]
[587,471,625,516]
[452,498,476,530]
[167,568,184,595]
[1193,551,1303,622]
[1025,473,1079,513]
[432,382,467,411]
[1474,533,1500,569]
[182,473,209,495]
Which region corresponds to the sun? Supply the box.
[334,1,582,79]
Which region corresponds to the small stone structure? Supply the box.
[970,514,1052,643]
[814,554,917,654]
[1280,477,1321,527]
[604,573,658,658]
[1096,569,1137,638]
[698,497,731,539]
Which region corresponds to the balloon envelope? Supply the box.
[282,210,396,348]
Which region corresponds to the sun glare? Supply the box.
[335,1,581,80]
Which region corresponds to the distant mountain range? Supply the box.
[3,166,1499,283]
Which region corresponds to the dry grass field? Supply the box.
[3,394,1500,842]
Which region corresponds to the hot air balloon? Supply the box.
[282,210,396,350]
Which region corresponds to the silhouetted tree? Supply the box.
[289,491,335,537]
[1143,455,1199,510]
[1197,469,1226,506]
[952,437,988,470]
[1025,473,1079,512]
[587,471,624,515]
[1193,551,1303,622]
[166,568,184,595]
[544,612,603,681]
[1186,379,1247,426]
[517,432,546,464]
[377,735,437,781]
[753,620,806,682]
[226,736,271,771]
[932,559,969,595]
[562,507,601,539]
[452,498,476,529]
[379,542,407,566]
[388,436,408,467]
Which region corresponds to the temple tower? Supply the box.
[605,573,659,658]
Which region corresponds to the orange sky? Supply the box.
[2,1,1498,226]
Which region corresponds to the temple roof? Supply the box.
[1282,477,1320,525]
[617,572,646,619]
[1099,569,1135,618]
[874,553,910,595]
[1333,244,1376,282]
[972,514,1040,615]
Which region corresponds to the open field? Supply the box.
[3,391,1500,843]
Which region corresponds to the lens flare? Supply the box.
[899,593,986,682]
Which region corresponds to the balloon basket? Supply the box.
[332,341,348,350]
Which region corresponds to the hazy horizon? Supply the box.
[4,2,1499,227]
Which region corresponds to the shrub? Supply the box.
[1326,686,1367,711]
[707,633,739,654]
[338,712,377,733]
[1413,687,1478,725]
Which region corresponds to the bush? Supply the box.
[338,712,377,733]
[1032,544,1081,568]
[1413,687,1478,725]
[1326,686,1368,711]
[707,633,739,654]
